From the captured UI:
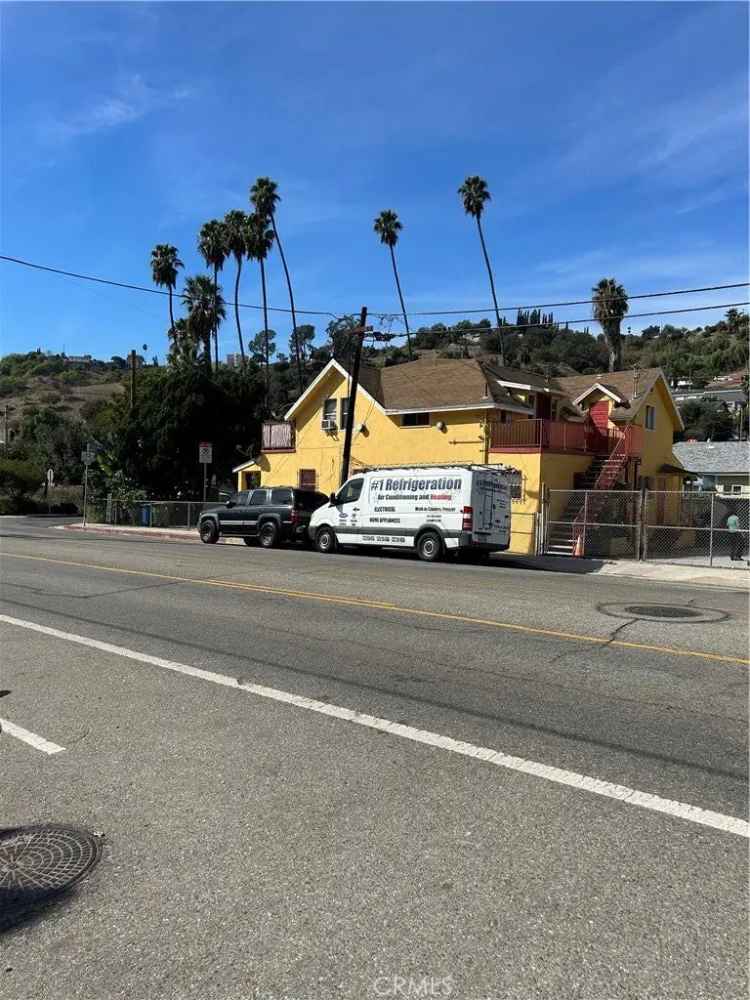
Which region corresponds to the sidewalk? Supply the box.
[61,522,749,589]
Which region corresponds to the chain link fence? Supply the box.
[542,488,748,568]
[85,499,217,530]
[644,491,749,569]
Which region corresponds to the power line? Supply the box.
[0,254,750,325]
[375,282,750,318]
[369,301,749,341]
[0,254,338,318]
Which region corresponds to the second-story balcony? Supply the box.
[262,420,295,452]
[490,418,643,456]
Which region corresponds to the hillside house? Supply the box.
[234,357,685,554]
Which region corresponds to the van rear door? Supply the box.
[472,471,509,545]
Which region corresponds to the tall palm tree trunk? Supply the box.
[476,217,504,365]
[271,218,303,393]
[260,257,270,406]
[605,324,621,372]
[213,264,219,369]
[168,286,175,336]
[233,258,246,368]
[389,245,413,359]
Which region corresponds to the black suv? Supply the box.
[198,486,328,548]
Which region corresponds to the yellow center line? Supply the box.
[2,551,747,666]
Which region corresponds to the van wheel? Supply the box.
[417,530,442,562]
[258,522,278,548]
[200,520,218,544]
[315,526,337,554]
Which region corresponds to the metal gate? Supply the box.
[543,490,641,559]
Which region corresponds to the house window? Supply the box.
[645,405,656,430]
[731,484,744,495]
[299,469,317,490]
[401,412,430,427]
[322,399,337,426]
[340,397,350,428]
[508,471,523,501]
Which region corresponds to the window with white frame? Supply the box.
[401,412,430,427]
[322,399,337,427]
[340,396,350,428]
[645,405,656,430]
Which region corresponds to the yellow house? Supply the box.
[234,357,685,555]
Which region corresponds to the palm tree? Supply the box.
[374,209,413,360]
[245,211,275,402]
[223,210,248,369]
[197,221,227,369]
[458,176,504,364]
[592,278,629,371]
[150,244,183,339]
[167,318,198,368]
[251,177,303,393]
[183,275,226,375]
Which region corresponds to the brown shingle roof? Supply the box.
[555,367,664,421]
[369,357,533,412]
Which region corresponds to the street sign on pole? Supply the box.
[46,468,54,487]
[81,449,95,466]
[199,442,212,501]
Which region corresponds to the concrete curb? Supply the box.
[59,522,749,588]
[61,524,245,545]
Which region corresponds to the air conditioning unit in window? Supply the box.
[321,418,337,432]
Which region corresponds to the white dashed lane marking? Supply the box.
[1,613,747,837]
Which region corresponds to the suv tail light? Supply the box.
[290,509,300,526]
[462,506,473,532]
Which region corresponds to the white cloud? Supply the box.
[38,74,194,143]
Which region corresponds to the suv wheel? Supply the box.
[315,526,337,554]
[258,521,278,549]
[417,530,442,562]
[200,519,218,544]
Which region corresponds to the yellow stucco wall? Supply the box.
[631,380,682,488]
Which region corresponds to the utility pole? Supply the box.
[129,350,137,410]
[2,404,8,452]
[340,307,369,487]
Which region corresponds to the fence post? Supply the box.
[638,487,647,561]
[583,491,588,555]
[709,492,715,567]
[187,502,192,528]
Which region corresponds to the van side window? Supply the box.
[338,478,363,504]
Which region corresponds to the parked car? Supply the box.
[198,486,328,547]
[308,464,513,562]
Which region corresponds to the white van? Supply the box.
[308,464,514,562]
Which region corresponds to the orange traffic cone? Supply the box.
[573,533,584,558]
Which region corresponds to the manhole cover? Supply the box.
[598,602,728,624]
[625,605,702,619]
[0,825,102,906]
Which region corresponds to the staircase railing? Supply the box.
[572,425,635,553]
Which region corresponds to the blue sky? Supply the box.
[1,1,748,361]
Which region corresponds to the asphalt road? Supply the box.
[1,517,748,1000]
